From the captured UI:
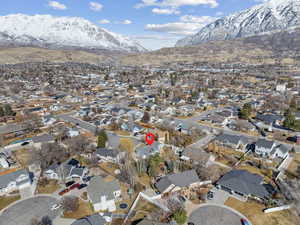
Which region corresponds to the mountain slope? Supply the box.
[121,27,300,66]
[176,0,300,47]
[0,14,146,53]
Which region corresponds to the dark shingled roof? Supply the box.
[216,170,271,199]
[156,170,200,193]
[71,213,110,225]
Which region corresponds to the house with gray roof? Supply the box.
[155,170,201,194]
[71,213,111,225]
[255,139,289,159]
[87,176,121,212]
[44,159,87,181]
[136,219,174,225]
[214,134,251,152]
[0,169,32,195]
[31,134,55,148]
[216,170,272,201]
[135,142,163,159]
[96,148,124,163]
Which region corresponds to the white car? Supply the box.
[51,203,61,211]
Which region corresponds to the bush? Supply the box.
[173,209,187,225]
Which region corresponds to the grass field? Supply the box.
[63,200,93,219]
[225,197,300,225]
[0,195,21,210]
[36,179,61,194]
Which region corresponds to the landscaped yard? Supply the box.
[0,195,21,210]
[225,197,300,225]
[13,148,32,167]
[36,179,61,194]
[287,153,300,178]
[119,137,135,154]
[63,200,93,219]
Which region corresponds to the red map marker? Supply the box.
[145,132,155,145]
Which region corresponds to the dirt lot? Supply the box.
[225,197,300,225]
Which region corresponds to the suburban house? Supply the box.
[0,153,10,168]
[0,169,32,195]
[42,115,56,126]
[135,142,163,159]
[71,213,112,225]
[216,170,273,201]
[44,159,88,181]
[87,176,121,212]
[254,139,290,159]
[31,134,55,148]
[155,170,201,194]
[213,134,251,152]
[95,148,124,163]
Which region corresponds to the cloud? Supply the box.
[99,19,110,24]
[48,1,67,10]
[133,34,179,40]
[145,22,202,35]
[216,11,223,16]
[152,8,180,15]
[180,15,217,23]
[89,2,103,11]
[121,19,132,24]
[145,15,217,35]
[135,0,218,9]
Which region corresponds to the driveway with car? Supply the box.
[188,203,253,225]
[0,196,60,225]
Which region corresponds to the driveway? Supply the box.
[206,188,230,204]
[0,196,60,225]
[188,204,252,225]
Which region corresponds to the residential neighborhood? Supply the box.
[0,61,299,225]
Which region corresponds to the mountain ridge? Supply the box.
[176,0,300,47]
[0,14,146,53]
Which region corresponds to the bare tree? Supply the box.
[66,135,90,155]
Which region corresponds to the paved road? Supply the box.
[0,196,60,225]
[188,204,253,225]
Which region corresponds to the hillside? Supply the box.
[120,27,300,66]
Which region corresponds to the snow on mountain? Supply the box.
[176,0,300,47]
[0,14,147,52]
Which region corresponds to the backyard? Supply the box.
[225,197,300,225]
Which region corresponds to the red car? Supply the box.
[69,183,80,190]
[58,189,69,196]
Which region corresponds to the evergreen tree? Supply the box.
[0,106,4,117]
[97,130,108,148]
[3,104,14,116]
[239,103,252,119]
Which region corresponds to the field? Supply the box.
[36,179,61,194]
[225,197,300,225]
[0,195,21,210]
[63,200,93,219]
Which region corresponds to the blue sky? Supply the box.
[1,0,266,50]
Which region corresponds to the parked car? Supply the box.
[78,184,88,189]
[69,183,80,190]
[241,219,250,225]
[178,195,186,202]
[59,189,69,196]
[65,181,75,187]
[51,204,61,211]
[207,191,214,200]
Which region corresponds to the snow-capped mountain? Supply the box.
[0,14,146,52]
[176,0,300,47]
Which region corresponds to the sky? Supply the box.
[0,0,267,50]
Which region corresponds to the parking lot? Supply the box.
[0,196,60,225]
[188,204,252,225]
